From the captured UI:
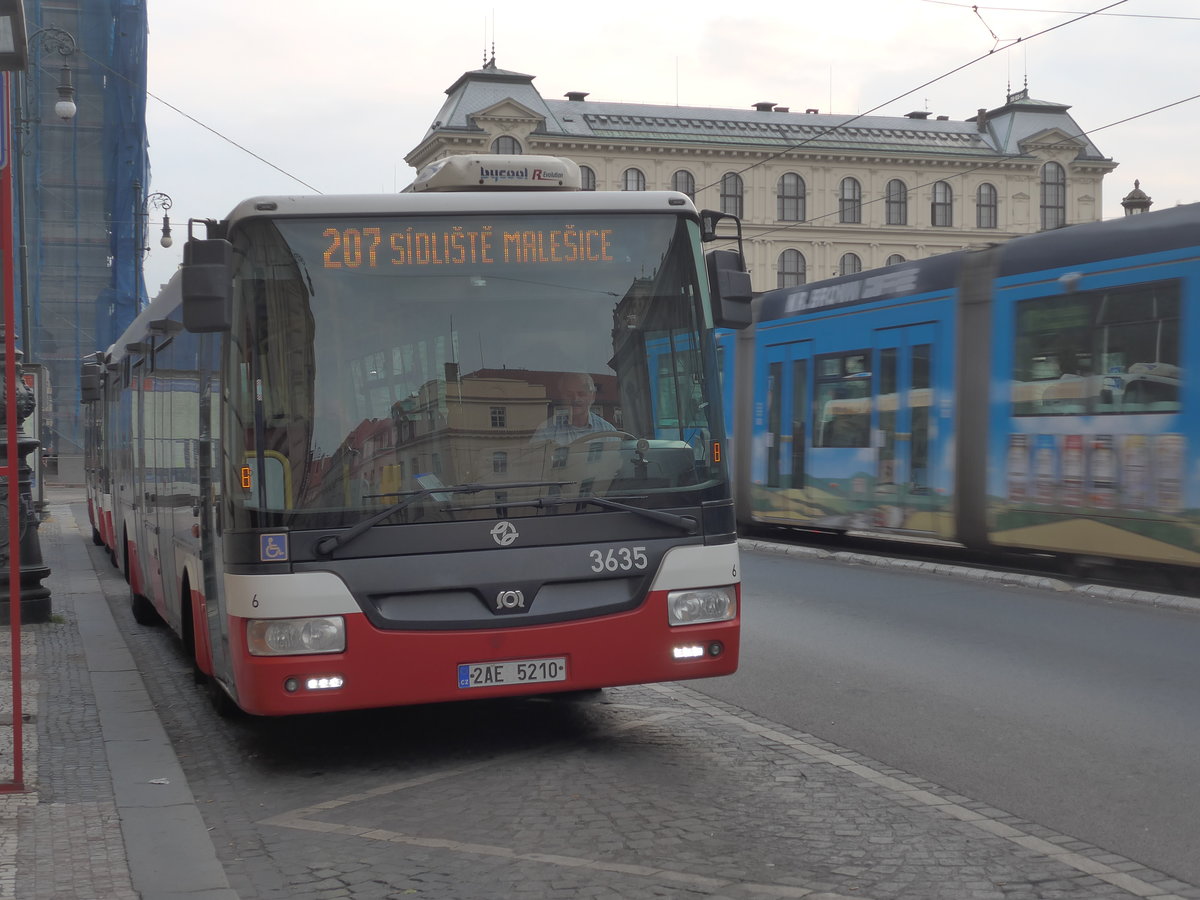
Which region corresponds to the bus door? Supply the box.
[143,364,172,609]
[873,323,935,530]
[131,360,153,589]
[757,340,811,522]
[151,370,179,617]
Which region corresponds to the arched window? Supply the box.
[885,254,906,267]
[777,249,806,288]
[671,169,695,200]
[580,165,596,191]
[720,172,744,217]
[839,252,862,276]
[931,181,953,227]
[885,179,908,225]
[777,173,806,221]
[622,167,646,191]
[1041,162,1066,230]
[839,177,862,224]
[977,183,998,228]
[490,135,521,154]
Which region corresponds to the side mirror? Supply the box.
[80,362,102,403]
[182,238,233,333]
[706,249,752,330]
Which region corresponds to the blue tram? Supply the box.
[726,202,1200,567]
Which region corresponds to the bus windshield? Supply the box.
[224,212,726,529]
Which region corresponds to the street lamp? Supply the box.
[22,25,75,117]
[145,190,174,249]
[133,182,173,307]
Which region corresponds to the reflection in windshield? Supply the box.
[225,212,726,528]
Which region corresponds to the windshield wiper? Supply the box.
[313,480,574,556]
[534,494,699,535]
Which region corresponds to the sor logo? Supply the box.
[490,520,519,546]
[495,589,526,612]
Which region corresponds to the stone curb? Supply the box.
[739,538,1200,615]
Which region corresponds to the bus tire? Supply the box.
[207,678,241,719]
[130,588,159,626]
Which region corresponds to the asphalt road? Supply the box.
[691,547,1200,886]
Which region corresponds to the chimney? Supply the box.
[565,91,589,102]
[774,106,789,113]
[753,101,777,112]
[976,108,987,132]
[805,108,819,114]
[906,111,931,119]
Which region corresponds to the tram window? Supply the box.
[814,351,871,447]
[1012,281,1181,416]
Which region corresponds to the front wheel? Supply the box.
[207,677,241,719]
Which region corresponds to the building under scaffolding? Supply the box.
[13,0,148,481]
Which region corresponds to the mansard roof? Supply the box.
[422,64,1110,165]
[978,88,1105,160]
[426,61,567,137]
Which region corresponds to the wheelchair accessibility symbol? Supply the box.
[260,533,289,562]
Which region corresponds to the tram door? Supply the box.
[760,341,811,522]
[873,324,935,528]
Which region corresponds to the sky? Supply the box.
[141,0,1198,294]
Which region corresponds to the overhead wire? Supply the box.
[66,44,324,195]
[67,0,1183,237]
[917,1,1200,21]
[693,0,1130,198]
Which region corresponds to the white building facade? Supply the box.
[407,62,1117,291]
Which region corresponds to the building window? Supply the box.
[490,135,521,154]
[977,183,998,228]
[622,167,646,191]
[492,451,508,474]
[720,172,743,218]
[839,177,862,224]
[490,406,506,428]
[777,173,806,221]
[885,179,908,225]
[580,165,596,191]
[886,253,906,267]
[839,252,862,276]
[1041,162,1066,230]
[671,169,695,200]
[777,249,806,288]
[931,181,953,227]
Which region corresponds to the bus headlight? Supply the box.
[247,616,346,656]
[667,586,737,626]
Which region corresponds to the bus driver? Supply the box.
[532,372,617,445]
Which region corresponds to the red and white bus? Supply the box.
[80,154,750,716]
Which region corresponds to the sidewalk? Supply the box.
[0,486,235,900]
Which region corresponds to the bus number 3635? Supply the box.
[589,546,648,573]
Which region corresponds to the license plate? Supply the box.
[457,657,567,689]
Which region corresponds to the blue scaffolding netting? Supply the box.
[15,0,148,462]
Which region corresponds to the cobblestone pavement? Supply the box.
[2,487,1199,899]
[2,494,139,900]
